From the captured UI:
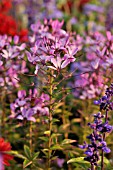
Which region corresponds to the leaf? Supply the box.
[39,136,49,142]
[103,157,110,165]
[73,162,90,169]
[44,130,50,135]
[8,151,26,159]
[50,144,63,150]
[67,157,90,165]
[60,123,70,130]
[71,118,81,123]
[41,149,49,157]
[42,148,49,151]
[97,166,101,170]
[54,109,62,114]
[23,159,32,169]
[98,156,112,169]
[51,118,60,123]
[51,133,62,138]
[50,156,58,161]
[54,102,64,109]
[32,152,39,160]
[67,157,90,170]
[24,145,31,159]
[61,139,76,145]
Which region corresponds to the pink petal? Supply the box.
[106,31,111,41]
[91,58,100,69]
[61,60,70,69]
[26,51,33,62]
[47,66,57,70]
[14,35,19,44]
[17,115,23,120]
[28,117,36,122]
[57,57,62,68]
[72,48,78,55]
[51,58,57,68]
[0,61,3,66]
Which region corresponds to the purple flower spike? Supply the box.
[79,84,113,168]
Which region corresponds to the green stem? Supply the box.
[1,90,6,137]
[62,107,71,170]
[48,72,53,170]
[29,121,34,170]
[29,121,33,152]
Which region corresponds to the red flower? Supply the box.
[0,0,28,41]
[0,138,13,167]
[0,0,12,13]
[0,14,18,36]
[19,29,28,42]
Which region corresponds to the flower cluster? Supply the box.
[26,19,78,75]
[94,83,113,111]
[0,138,13,170]
[0,0,28,41]
[0,35,28,90]
[79,112,112,168]
[79,84,113,169]
[0,0,12,13]
[70,31,113,99]
[10,89,49,122]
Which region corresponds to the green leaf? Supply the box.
[103,157,110,165]
[23,159,32,169]
[8,150,26,159]
[32,152,39,160]
[61,139,76,145]
[24,145,31,159]
[39,136,49,142]
[41,149,49,157]
[54,109,62,113]
[44,130,50,135]
[67,157,90,165]
[50,144,63,150]
[98,156,112,169]
[51,118,60,123]
[51,133,62,138]
[67,157,90,170]
[97,166,101,170]
[73,162,90,169]
[50,156,58,161]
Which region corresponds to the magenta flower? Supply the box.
[10,89,50,122]
[17,108,36,122]
[26,19,78,74]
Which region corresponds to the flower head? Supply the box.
[0,138,13,169]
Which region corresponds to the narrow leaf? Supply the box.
[8,151,26,159]
[23,159,32,168]
[61,139,76,145]
[50,145,63,150]
[33,152,39,160]
[24,145,31,159]
[67,157,90,164]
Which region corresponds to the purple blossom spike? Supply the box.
[79,85,113,169]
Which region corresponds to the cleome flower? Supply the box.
[26,19,78,74]
[10,89,50,123]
